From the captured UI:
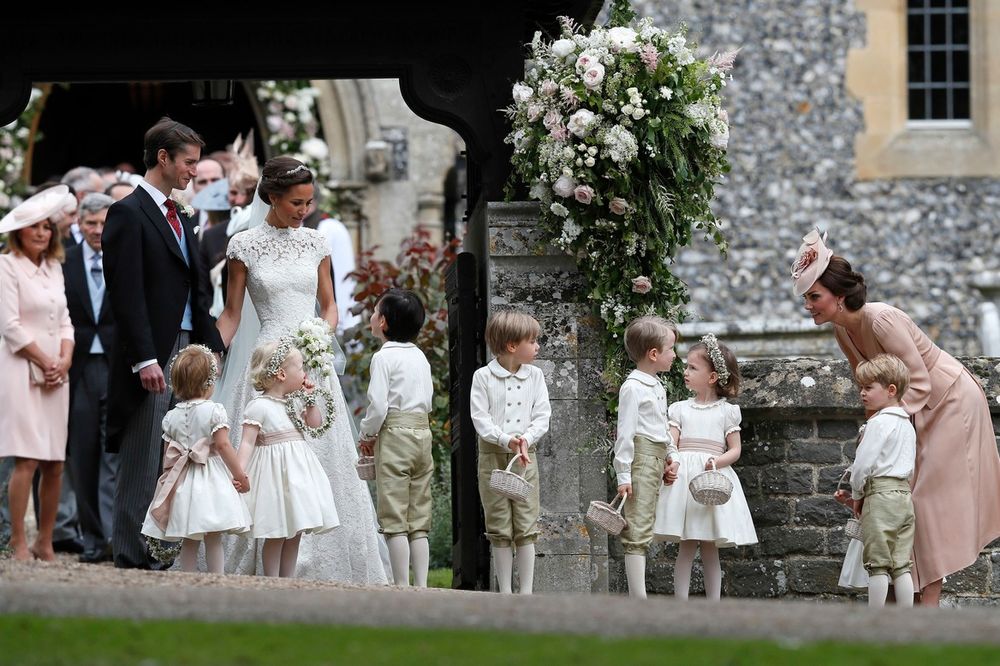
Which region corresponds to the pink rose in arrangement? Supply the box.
[543,109,563,130]
[540,79,559,97]
[631,276,652,294]
[550,125,569,142]
[574,185,595,205]
[609,197,629,215]
[582,63,606,90]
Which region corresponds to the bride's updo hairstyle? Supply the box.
[818,256,868,311]
[256,156,314,206]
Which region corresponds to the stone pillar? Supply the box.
[486,201,610,593]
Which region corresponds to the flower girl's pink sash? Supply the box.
[149,437,213,530]
[677,437,726,456]
[256,429,302,446]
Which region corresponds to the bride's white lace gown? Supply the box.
[222,222,388,584]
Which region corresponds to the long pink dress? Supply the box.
[0,253,73,461]
[834,302,1000,589]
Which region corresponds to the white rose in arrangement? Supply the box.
[584,156,596,167]
[552,39,576,58]
[543,109,563,130]
[607,27,639,52]
[540,80,559,97]
[550,202,570,217]
[301,137,329,160]
[552,174,577,198]
[574,185,595,205]
[582,63,606,90]
[567,109,597,138]
[575,51,599,73]
[527,104,545,122]
[512,83,534,103]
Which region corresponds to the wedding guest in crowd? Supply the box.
[192,158,225,228]
[62,193,118,563]
[105,181,135,202]
[0,186,76,561]
[793,229,1000,606]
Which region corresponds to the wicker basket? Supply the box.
[586,493,627,535]
[689,458,733,505]
[489,456,532,502]
[838,469,864,541]
[356,455,376,481]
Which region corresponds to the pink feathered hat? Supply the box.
[790,228,833,296]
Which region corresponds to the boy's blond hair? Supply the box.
[855,353,910,398]
[485,310,541,356]
[624,315,678,363]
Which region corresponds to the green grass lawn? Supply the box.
[427,566,452,589]
[1,615,999,665]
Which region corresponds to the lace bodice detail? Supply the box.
[227,223,329,338]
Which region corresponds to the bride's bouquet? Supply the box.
[293,317,337,380]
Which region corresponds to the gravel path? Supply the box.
[5,556,1000,645]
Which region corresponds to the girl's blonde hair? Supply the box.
[485,310,541,356]
[249,339,294,392]
[624,315,678,363]
[687,337,741,398]
[169,346,215,401]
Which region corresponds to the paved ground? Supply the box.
[4,557,1000,645]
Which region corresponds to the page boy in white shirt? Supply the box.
[359,288,434,587]
[470,310,551,594]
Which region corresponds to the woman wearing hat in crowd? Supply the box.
[792,229,1000,606]
[0,185,77,561]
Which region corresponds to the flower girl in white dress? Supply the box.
[653,334,757,600]
[237,338,340,577]
[141,345,252,574]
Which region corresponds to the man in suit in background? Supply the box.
[103,117,224,569]
[62,193,118,563]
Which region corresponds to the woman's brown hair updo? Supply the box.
[818,256,867,311]
[256,156,314,205]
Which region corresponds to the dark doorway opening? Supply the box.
[30,82,265,184]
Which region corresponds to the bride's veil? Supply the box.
[214,184,268,409]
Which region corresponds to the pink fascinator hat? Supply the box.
[790,228,833,296]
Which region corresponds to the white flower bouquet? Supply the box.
[292,317,337,380]
[504,0,736,388]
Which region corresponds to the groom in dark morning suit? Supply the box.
[103,117,224,569]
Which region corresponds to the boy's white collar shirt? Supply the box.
[613,369,677,485]
[849,406,916,499]
[359,341,433,438]
[470,358,551,451]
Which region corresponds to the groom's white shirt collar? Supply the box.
[137,178,168,217]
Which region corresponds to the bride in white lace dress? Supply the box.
[215,156,389,584]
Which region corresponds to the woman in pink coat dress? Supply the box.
[0,186,76,561]
[792,229,1000,606]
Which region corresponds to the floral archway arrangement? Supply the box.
[256,80,335,204]
[0,87,45,217]
[504,0,736,395]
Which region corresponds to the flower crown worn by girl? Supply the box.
[167,344,218,389]
[790,228,833,297]
[265,337,296,377]
[700,334,730,387]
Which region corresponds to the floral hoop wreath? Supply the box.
[144,535,181,564]
[285,387,336,438]
[167,343,219,390]
[700,333,731,386]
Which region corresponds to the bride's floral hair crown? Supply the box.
[167,344,218,400]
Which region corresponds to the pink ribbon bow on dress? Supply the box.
[148,436,212,530]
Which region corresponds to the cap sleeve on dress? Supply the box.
[241,397,266,428]
[211,402,231,434]
[310,229,331,262]
[667,401,683,430]
[724,403,743,435]
[226,231,250,266]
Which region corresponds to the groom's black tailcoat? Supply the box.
[102,185,223,452]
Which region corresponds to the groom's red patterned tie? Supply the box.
[163,199,183,241]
